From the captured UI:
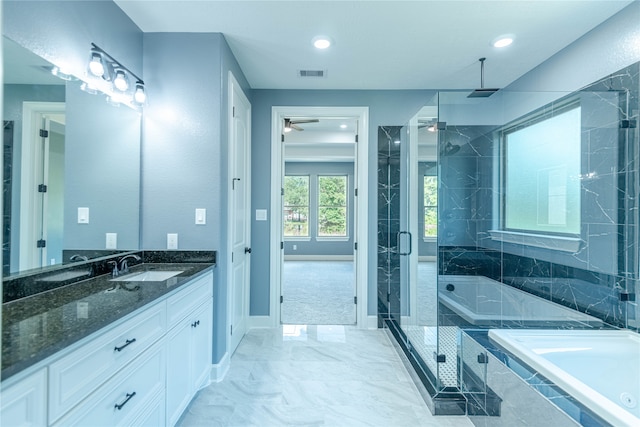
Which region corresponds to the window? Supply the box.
[318,175,347,237]
[503,104,581,235]
[424,175,437,238]
[284,175,309,237]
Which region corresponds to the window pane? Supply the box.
[284,207,309,236]
[505,106,581,234]
[318,207,347,236]
[284,176,309,237]
[318,175,347,237]
[423,175,437,237]
[319,176,347,206]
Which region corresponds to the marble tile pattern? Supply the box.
[438,62,639,331]
[1,251,215,379]
[177,326,474,427]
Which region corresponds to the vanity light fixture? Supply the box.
[86,43,146,107]
[51,65,75,81]
[134,83,146,104]
[113,70,129,91]
[88,51,105,77]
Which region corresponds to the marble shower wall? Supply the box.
[377,126,402,327]
[439,62,639,330]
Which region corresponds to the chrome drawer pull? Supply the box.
[114,338,136,352]
[114,392,136,410]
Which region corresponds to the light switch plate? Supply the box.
[195,208,206,225]
[105,233,117,249]
[256,209,267,221]
[78,207,89,224]
[167,233,178,249]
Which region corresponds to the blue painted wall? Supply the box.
[141,32,250,363]
[250,89,435,317]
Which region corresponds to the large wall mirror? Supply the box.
[3,36,141,276]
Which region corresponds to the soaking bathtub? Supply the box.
[489,329,640,427]
[438,275,602,326]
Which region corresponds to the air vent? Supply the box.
[298,69,326,78]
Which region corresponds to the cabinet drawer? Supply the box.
[167,272,213,328]
[52,340,165,427]
[49,301,166,422]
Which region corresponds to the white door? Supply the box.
[228,73,251,355]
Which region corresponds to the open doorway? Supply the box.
[281,118,357,324]
[270,107,369,327]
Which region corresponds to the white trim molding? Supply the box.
[209,352,230,383]
[489,229,582,253]
[270,106,369,329]
[284,255,354,261]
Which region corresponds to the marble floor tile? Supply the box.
[177,326,473,427]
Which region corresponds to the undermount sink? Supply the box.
[110,270,184,282]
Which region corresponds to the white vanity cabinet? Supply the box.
[1,268,214,427]
[0,367,47,427]
[166,275,213,426]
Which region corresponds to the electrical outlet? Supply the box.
[105,233,117,249]
[293,244,297,250]
[167,233,178,249]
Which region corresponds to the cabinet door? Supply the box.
[0,368,47,427]
[166,299,213,426]
[191,300,213,391]
[165,319,192,426]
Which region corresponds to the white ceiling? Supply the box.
[114,0,634,90]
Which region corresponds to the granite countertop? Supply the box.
[2,261,214,380]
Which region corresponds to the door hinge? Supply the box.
[280,295,283,304]
[233,106,235,117]
[38,184,47,193]
[355,134,358,143]
[39,129,49,138]
[281,241,284,250]
[37,239,46,248]
[354,242,358,251]
[230,325,233,335]
[281,134,285,142]
[387,293,390,302]
[435,353,446,363]
[354,296,357,304]
[281,188,285,196]
[231,252,234,263]
[354,188,358,197]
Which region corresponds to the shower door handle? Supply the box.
[397,231,412,256]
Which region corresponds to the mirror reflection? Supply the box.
[2,36,141,276]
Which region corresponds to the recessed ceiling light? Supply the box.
[340,124,347,129]
[493,35,514,48]
[312,36,332,49]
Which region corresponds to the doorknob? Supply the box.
[244,247,252,254]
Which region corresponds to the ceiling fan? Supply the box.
[284,118,319,132]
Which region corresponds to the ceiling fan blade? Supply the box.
[290,119,319,124]
[290,123,304,131]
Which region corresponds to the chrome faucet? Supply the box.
[108,254,141,277]
[118,254,141,275]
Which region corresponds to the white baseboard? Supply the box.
[248,315,273,328]
[367,315,379,329]
[284,255,354,261]
[210,352,230,383]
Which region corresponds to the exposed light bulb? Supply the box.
[284,127,292,133]
[493,36,514,48]
[113,70,128,91]
[89,53,105,77]
[134,84,146,104]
